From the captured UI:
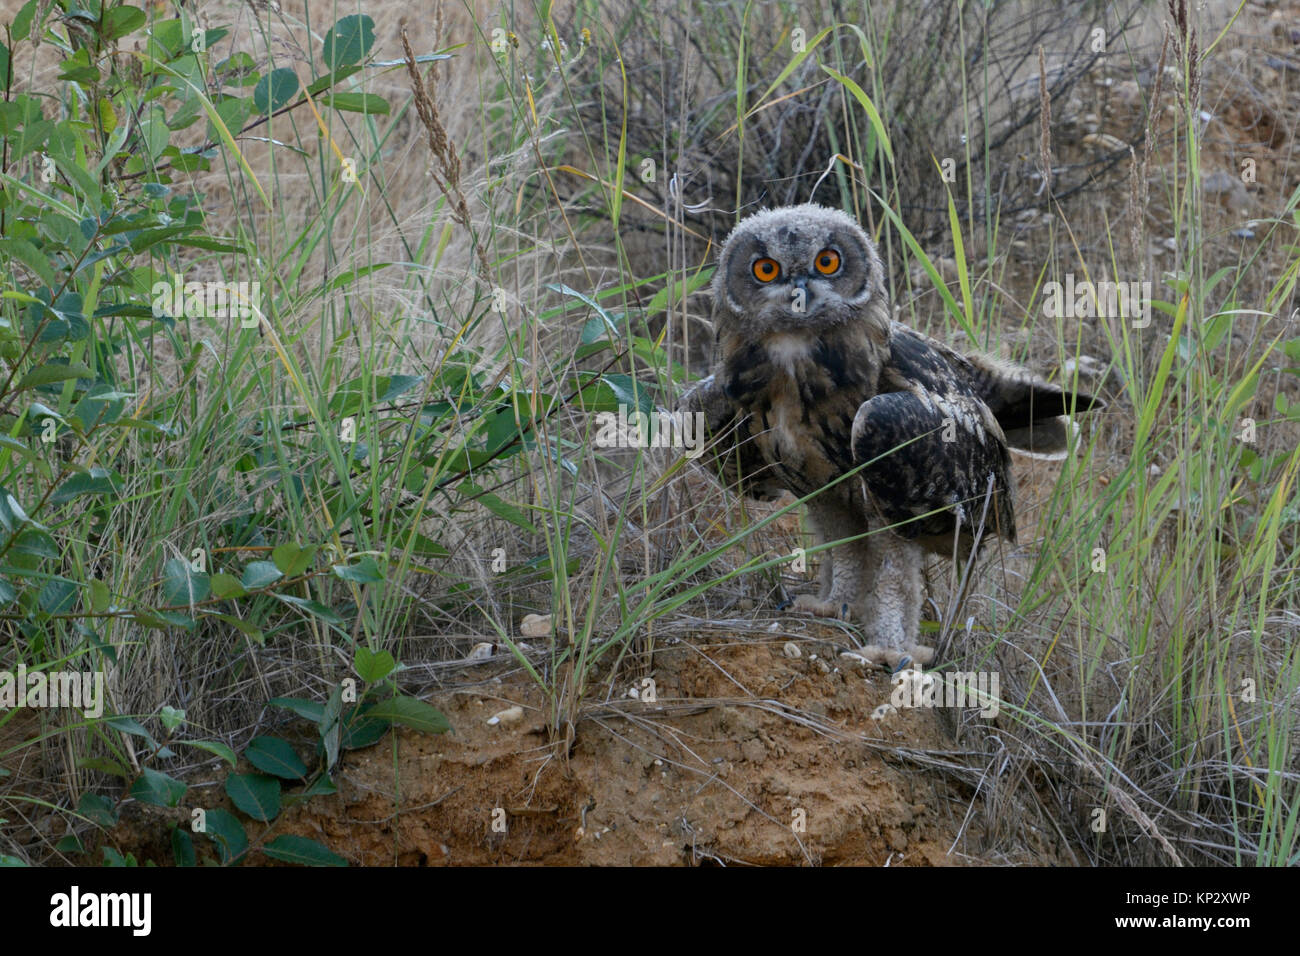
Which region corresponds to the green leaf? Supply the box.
[272,542,317,576]
[322,14,376,70]
[40,576,78,614]
[340,703,388,750]
[76,792,120,826]
[51,467,121,505]
[77,755,130,779]
[332,556,383,584]
[269,696,324,724]
[103,5,146,41]
[364,695,451,734]
[304,64,364,96]
[0,494,42,535]
[201,808,249,865]
[130,768,187,808]
[103,715,159,750]
[549,283,620,341]
[160,706,185,733]
[321,686,344,767]
[354,646,396,683]
[16,363,93,390]
[88,578,111,613]
[263,834,347,866]
[253,67,300,113]
[241,560,282,589]
[171,827,196,867]
[180,739,237,768]
[297,775,338,798]
[273,593,342,625]
[225,773,281,822]
[406,534,450,557]
[468,488,537,534]
[209,572,247,599]
[323,93,389,114]
[11,2,36,44]
[578,372,655,415]
[206,612,263,645]
[244,737,308,780]
[162,557,209,607]
[0,237,58,290]
[56,835,85,855]
[139,106,170,160]
[99,847,135,867]
[328,373,425,417]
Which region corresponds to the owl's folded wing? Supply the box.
[680,374,788,501]
[850,386,1017,552]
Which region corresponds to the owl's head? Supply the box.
[712,204,885,336]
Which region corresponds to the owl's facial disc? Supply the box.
[716,205,880,329]
[746,247,859,320]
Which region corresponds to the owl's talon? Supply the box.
[792,594,853,621]
[903,643,937,666]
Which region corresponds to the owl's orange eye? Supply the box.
[814,249,841,275]
[752,258,780,283]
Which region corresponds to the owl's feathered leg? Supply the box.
[861,533,923,647]
[816,534,833,602]
[848,533,935,668]
[793,499,869,621]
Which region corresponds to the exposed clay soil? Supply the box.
[97,616,1070,867]
[271,639,1011,866]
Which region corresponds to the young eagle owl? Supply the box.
[684,204,1102,662]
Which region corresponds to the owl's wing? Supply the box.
[851,335,1016,553]
[891,325,1105,458]
[680,374,788,501]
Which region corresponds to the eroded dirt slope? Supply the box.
[259,635,1053,866]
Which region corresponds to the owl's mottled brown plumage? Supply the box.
[684,204,1102,660]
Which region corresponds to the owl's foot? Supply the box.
[792,594,853,621]
[839,642,937,671]
[904,642,936,666]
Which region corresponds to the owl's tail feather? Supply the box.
[964,355,1105,459]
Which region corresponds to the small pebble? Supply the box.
[487,705,523,726]
[520,613,551,637]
